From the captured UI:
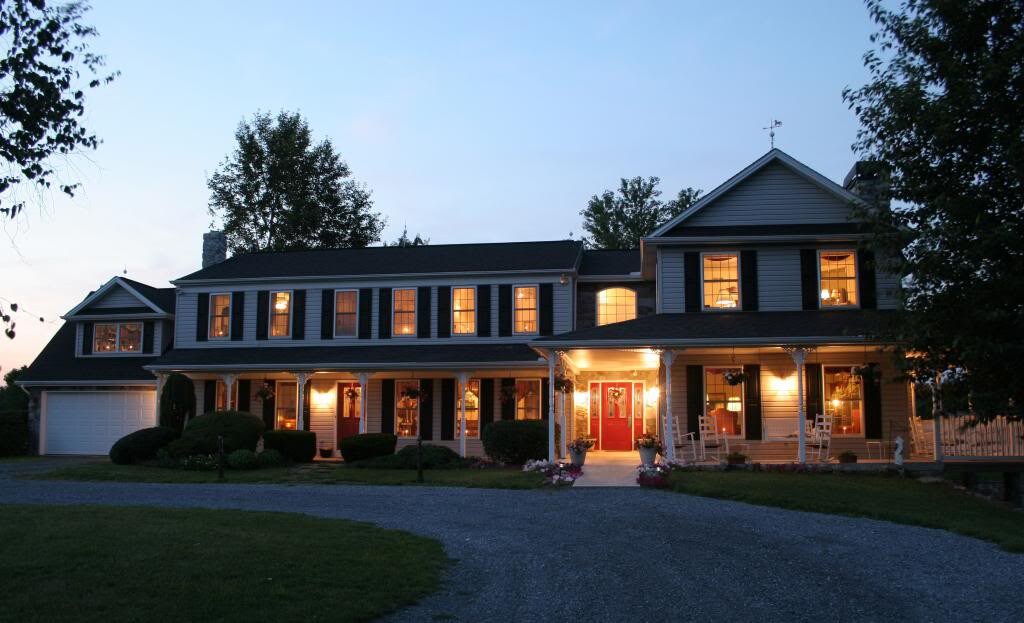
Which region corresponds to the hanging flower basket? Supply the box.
[723,370,747,386]
[400,387,427,401]
[852,364,880,385]
[553,374,574,394]
[500,384,518,405]
[254,382,275,402]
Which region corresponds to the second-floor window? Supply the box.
[452,287,476,335]
[334,290,357,337]
[270,291,292,337]
[393,288,416,336]
[702,253,739,309]
[513,285,538,334]
[819,251,858,307]
[93,322,142,353]
[209,293,231,338]
[596,287,636,326]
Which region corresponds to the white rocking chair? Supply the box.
[696,415,730,462]
[807,414,833,461]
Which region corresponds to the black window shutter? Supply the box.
[539,283,554,336]
[380,379,395,433]
[477,285,491,337]
[143,321,155,354]
[541,378,550,419]
[203,379,216,414]
[378,288,391,339]
[858,250,877,309]
[864,362,883,438]
[743,364,762,440]
[238,379,251,413]
[321,289,334,339]
[684,252,700,313]
[500,378,515,420]
[740,251,759,311]
[805,363,823,420]
[437,286,451,338]
[417,287,432,338]
[196,293,209,341]
[800,249,819,310]
[418,379,434,440]
[498,285,512,337]
[302,383,311,431]
[686,365,703,436]
[231,292,245,340]
[292,290,306,340]
[261,384,276,430]
[358,288,373,339]
[440,378,455,440]
[256,291,269,340]
[480,378,495,431]
[82,322,93,355]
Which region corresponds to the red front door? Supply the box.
[599,382,633,451]
[336,383,361,445]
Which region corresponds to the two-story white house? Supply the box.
[20,149,909,462]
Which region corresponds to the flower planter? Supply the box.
[569,449,587,466]
[838,455,858,464]
[727,457,747,465]
[318,447,334,459]
[638,446,658,467]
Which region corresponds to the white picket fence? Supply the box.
[910,415,1024,458]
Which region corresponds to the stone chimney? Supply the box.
[202,230,227,268]
[843,160,891,209]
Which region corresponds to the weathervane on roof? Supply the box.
[763,119,782,149]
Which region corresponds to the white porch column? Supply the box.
[660,349,677,461]
[457,372,470,457]
[357,372,370,434]
[931,378,944,464]
[559,385,568,459]
[294,372,311,430]
[784,347,809,464]
[222,373,238,411]
[154,373,167,423]
[547,351,557,461]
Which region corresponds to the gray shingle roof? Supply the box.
[19,324,158,384]
[120,278,176,312]
[578,249,641,275]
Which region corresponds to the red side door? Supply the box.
[600,382,633,451]
[336,383,361,445]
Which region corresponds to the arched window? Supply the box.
[596,287,637,326]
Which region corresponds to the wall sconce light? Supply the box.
[312,387,333,409]
[644,386,660,406]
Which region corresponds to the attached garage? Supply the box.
[42,391,156,455]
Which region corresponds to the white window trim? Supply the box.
[514,378,542,420]
[595,286,638,327]
[208,292,232,340]
[395,379,422,438]
[702,365,745,439]
[451,286,478,336]
[816,249,861,310]
[821,363,866,438]
[391,288,418,338]
[269,290,294,339]
[333,288,359,339]
[699,251,742,312]
[512,284,540,336]
[91,321,145,356]
[456,378,482,439]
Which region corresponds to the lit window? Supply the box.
[210,293,231,338]
[457,379,481,438]
[702,254,739,309]
[334,290,357,337]
[596,287,636,325]
[396,380,421,437]
[275,381,297,429]
[513,286,538,334]
[270,291,292,337]
[823,366,863,435]
[704,368,744,437]
[92,322,142,353]
[452,287,476,335]
[515,379,541,420]
[819,251,858,307]
[393,289,416,336]
[214,379,239,411]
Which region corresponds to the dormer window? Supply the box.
[702,253,740,310]
[270,291,292,337]
[93,322,142,353]
[209,293,231,338]
[393,288,417,337]
[819,251,858,307]
[596,287,636,326]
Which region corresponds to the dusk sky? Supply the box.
[1,0,877,374]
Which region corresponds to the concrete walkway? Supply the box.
[573,451,639,487]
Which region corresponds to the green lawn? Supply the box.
[670,470,1024,552]
[34,461,546,489]
[0,504,448,623]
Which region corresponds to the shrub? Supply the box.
[159,373,195,430]
[339,433,397,463]
[481,420,551,465]
[0,411,29,457]
[227,449,258,470]
[182,454,219,471]
[166,411,264,458]
[355,444,465,469]
[257,449,285,468]
[109,426,180,465]
[262,430,317,463]
[154,448,181,469]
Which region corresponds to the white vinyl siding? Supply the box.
[756,248,803,311]
[659,249,685,313]
[88,286,143,309]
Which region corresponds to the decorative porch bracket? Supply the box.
[456,372,470,457]
[782,346,815,464]
[293,372,312,431]
[222,373,238,412]
[356,372,371,435]
[657,349,679,462]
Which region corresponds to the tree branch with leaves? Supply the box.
[580,177,700,249]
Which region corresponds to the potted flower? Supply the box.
[636,463,671,488]
[726,451,748,466]
[318,442,334,459]
[838,450,858,464]
[568,437,594,465]
[723,369,747,386]
[634,433,663,467]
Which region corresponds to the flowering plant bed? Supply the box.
[637,463,672,488]
[523,459,582,486]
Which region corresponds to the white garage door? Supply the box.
[44,391,156,455]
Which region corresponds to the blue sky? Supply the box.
[1,0,877,372]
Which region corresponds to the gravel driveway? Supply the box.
[2,459,1022,622]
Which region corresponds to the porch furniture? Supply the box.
[678,431,700,462]
[696,415,729,462]
[908,416,935,456]
[762,417,798,440]
[807,414,833,462]
[865,440,883,460]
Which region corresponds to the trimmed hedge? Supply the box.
[355,444,465,469]
[165,411,264,458]
[227,449,258,470]
[109,426,180,465]
[262,430,317,463]
[0,411,29,457]
[257,449,285,468]
[481,420,554,465]
[339,433,397,463]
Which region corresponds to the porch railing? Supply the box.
[911,415,1024,458]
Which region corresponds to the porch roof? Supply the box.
[145,343,545,372]
[533,310,893,348]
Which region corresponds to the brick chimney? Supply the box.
[202,230,227,268]
[843,160,890,209]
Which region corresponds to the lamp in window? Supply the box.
[274,298,289,311]
[820,288,830,301]
[716,287,738,308]
[727,397,742,412]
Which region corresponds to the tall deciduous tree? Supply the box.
[580,177,700,249]
[843,0,1024,420]
[207,111,384,254]
[386,226,429,247]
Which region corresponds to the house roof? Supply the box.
[120,278,176,313]
[146,343,545,371]
[578,249,641,276]
[175,240,585,282]
[533,310,893,348]
[66,276,175,317]
[18,323,158,385]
